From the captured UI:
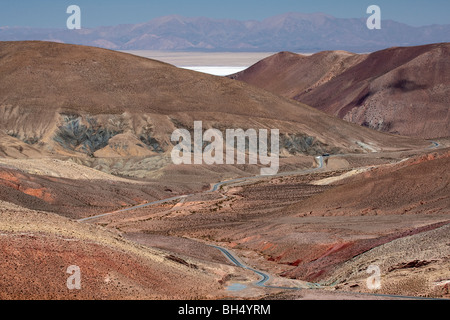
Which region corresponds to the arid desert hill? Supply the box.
[289,150,450,218]
[229,50,366,100]
[231,43,450,139]
[0,41,449,300]
[280,150,450,282]
[0,41,429,169]
[0,200,234,300]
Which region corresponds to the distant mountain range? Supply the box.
[1,13,449,52]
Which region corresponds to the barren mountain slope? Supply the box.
[274,151,450,283]
[324,223,450,298]
[0,164,184,219]
[0,200,234,300]
[100,149,450,298]
[0,41,428,168]
[297,43,450,139]
[232,43,450,139]
[229,50,366,99]
[289,150,450,217]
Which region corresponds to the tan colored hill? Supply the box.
[276,150,450,282]
[0,41,428,170]
[230,51,365,99]
[324,223,450,298]
[0,164,179,219]
[1,41,447,300]
[231,44,450,139]
[290,150,450,218]
[104,148,450,298]
[0,200,238,300]
[0,132,44,158]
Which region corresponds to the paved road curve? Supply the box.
[211,245,310,290]
[211,244,446,300]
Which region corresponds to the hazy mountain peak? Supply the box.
[1,13,449,52]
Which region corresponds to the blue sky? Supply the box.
[1,0,449,28]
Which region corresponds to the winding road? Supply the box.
[211,244,312,290]
[79,139,440,223]
[77,156,325,223]
[77,141,445,299]
[211,244,445,300]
